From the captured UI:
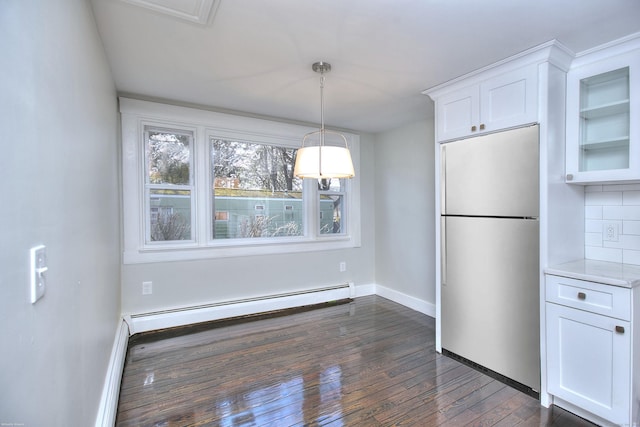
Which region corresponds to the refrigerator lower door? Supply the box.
[442,216,540,391]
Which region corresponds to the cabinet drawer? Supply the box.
[545,275,631,320]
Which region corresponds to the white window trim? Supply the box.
[120,97,361,264]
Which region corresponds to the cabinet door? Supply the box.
[546,303,630,425]
[435,65,538,142]
[480,66,538,133]
[565,50,640,183]
[435,85,479,142]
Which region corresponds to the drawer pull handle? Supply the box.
[616,326,625,334]
[577,292,586,300]
[471,125,477,132]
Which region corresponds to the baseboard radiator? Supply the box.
[127,282,355,335]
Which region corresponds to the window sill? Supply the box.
[123,236,360,264]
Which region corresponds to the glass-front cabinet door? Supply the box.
[579,67,629,171]
[566,49,640,184]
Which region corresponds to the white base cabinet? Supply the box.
[545,274,639,427]
[546,304,630,425]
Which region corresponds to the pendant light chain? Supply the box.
[319,72,325,175]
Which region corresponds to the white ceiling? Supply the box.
[90,0,640,133]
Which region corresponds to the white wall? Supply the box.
[121,133,376,315]
[374,118,436,310]
[0,1,120,425]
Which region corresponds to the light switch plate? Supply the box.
[30,245,47,304]
[142,281,153,295]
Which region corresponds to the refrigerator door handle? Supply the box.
[441,216,447,287]
[440,144,446,215]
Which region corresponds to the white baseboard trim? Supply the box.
[354,283,376,297]
[94,318,130,427]
[375,285,436,318]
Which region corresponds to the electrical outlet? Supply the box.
[339,261,347,272]
[603,222,619,242]
[142,281,153,295]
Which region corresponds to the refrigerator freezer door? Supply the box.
[441,125,539,217]
[441,215,540,391]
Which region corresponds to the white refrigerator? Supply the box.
[440,124,540,393]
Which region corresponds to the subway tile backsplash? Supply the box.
[585,184,640,265]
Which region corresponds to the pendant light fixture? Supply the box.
[293,62,355,179]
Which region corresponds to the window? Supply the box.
[284,205,294,221]
[120,98,361,263]
[144,127,194,243]
[211,138,303,240]
[214,211,229,221]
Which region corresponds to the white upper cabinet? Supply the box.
[565,42,640,184]
[436,85,479,141]
[480,66,538,134]
[430,65,538,142]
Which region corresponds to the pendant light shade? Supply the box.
[294,133,355,179]
[294,62,355,179]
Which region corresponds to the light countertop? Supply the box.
[545,259,640,288]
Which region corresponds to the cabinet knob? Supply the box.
[616,325,625,334]
[479,124,485,130]
[577,292,586,300]
[471,125,477,132]
[566,174,574,181]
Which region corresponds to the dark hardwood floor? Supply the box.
[116,295,595,426]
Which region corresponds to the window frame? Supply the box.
[120,98,361,264]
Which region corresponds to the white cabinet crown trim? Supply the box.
[423,39,573,98]
[572,31,640,68]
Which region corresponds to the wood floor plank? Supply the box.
[116,295,596,427]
